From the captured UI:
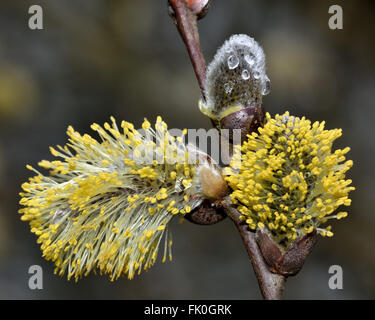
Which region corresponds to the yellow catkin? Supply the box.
[19,117,207,281]
[226,112,355,248]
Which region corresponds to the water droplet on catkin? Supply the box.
[262,77,271,95]
[242,69,250,80]
[227,55,239,69]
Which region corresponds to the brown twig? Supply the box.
[168,0,207,99]
[222,198,286,300]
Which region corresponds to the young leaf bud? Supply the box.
[197,163,228,201]
[184,144,228,225]
[188,144,228,201]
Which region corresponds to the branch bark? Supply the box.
[168,0,207,99]
[222,198,286,300]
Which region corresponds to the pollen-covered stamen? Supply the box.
[19,116,207,281]
[226,112,355,248]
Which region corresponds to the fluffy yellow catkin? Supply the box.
[19,116,207,281]
[225,112,355,248]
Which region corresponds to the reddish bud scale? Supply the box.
[220,105,265,143]
[185,200,226,225]
[256,228,318,276]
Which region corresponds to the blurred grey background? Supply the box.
[0,0,374,299]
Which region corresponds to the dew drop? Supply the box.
[262,77,271,95]
[282,115,290,124]
[227,55,239,69]
[241,69,250,80]
[244,54,255,67]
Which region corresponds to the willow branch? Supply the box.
[222,198,286,300]
[168,0,207,99]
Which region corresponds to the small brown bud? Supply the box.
[256,228,318,276]
[275,230,318,276]
[255,228,283,268]
[186,0,210,19]
[168,0,210,22]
